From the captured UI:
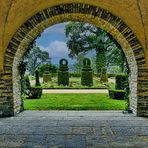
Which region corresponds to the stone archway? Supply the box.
[1,3,148,117]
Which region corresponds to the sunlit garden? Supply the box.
[20,22,130,111]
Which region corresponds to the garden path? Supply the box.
[0,111,148,147]
[43,89,108,94]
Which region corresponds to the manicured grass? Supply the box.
[24,93,125,110]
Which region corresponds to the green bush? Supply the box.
[94,73,116,78]
[81,71,93,86]
[100,67,108,82]
[43,73,52,82]
[38,64,57,77]
[58,71,69,86]
[28,87,43,99]
[115,74,128,90]
[24,76,31,96]
[24,76,42,99]
[109,89,125,100]
[58,59,69,86]
[81,58,93,86]
[43,64,52,82]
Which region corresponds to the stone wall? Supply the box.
[0,2,148,117]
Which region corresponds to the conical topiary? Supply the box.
[43,64,52,83]
[35,69,41,86]
[100,67,108,82]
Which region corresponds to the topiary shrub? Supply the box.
[115,74,128,90]
[29,87,42,99]
[35,69,41,86]
[109,89,125,100]
[81,58,93,86]
[24,76,31,96]
[24,75,42,99]
[100,67,108,82]
[58,59,69,86]
[43,64,52,82]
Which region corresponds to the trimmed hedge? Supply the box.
[29,87,43,99]
[109,89,125,100]
[81,71,93,86]
[94,73,116,78]
[115,74,128,90]
[58,71,69,86]
[100,67,108,82]
[43,64,52,82]
[58,59,69,86]
[81,58,93,86]
[24,76,42,99]
[43,73,52,82]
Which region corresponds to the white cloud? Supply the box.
[39,41,69,58]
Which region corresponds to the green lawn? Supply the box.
[24,93,125,110]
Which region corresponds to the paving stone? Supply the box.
[65,135,86,148]
[0,111,148,147]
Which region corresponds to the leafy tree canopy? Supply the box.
[24,44,50,75]
[65,22,128,73]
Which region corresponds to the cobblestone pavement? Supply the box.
[0,111,148,148]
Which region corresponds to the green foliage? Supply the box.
[42,64,52,82]
[43,74,52,82]
[81,58,93,86]
[109,89,126,100]
[109,66,121,74]
[115,74,128,90]
[28,87,42,99]
[24,76,31,96]
[106,46,128,73]
[58,71,69,86]
[42,77,110,89]
[24,93,126,110]
[96,49,106,73]
[100,67,108,82]
[58,59,69,86]
[18,61,27,95]
[35,70,41,86]
[81,71,93,86]
[65,22,128,73]
[38,64,57,77]
[24,75,42,99]
[69,72,81,77]
[72,53,86,72]
[24,44,50,75]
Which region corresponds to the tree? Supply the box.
[24,45,50,75]
[72,53,86,73]
[65,22,128,73]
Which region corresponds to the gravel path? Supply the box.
[43,89,108,94]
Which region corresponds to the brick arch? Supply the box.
[2,3,148,117]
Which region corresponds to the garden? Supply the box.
[22,58,129,111]
[20,22,130,112]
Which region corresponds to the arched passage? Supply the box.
[1,3,148,117]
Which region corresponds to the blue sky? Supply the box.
[36,22,75,65]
